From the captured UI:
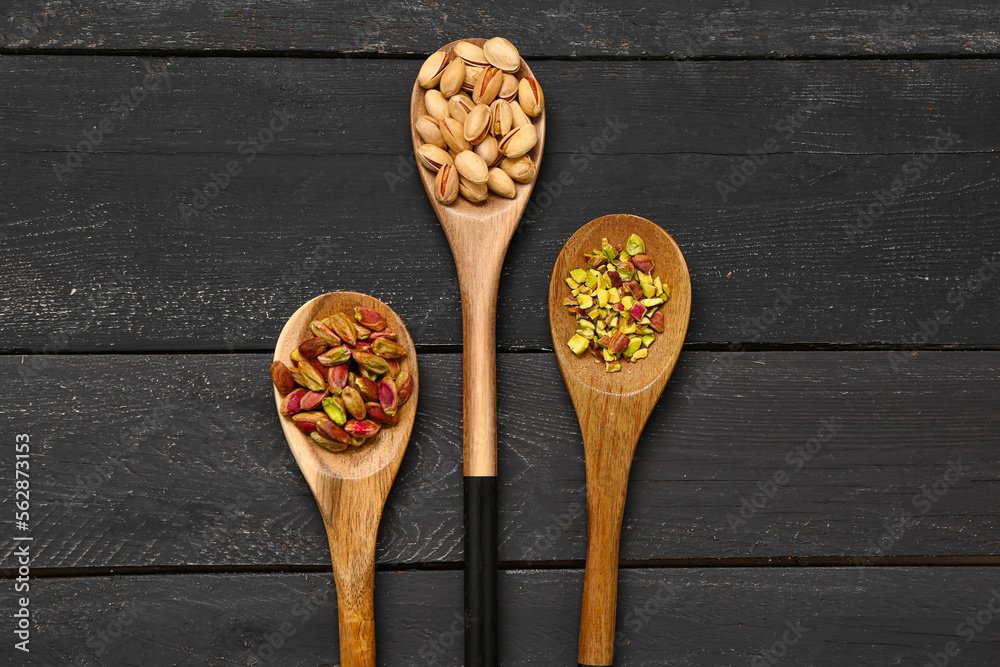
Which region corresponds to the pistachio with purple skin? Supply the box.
[280,388,308,416]
[379,377,399,416]
[327,312,356,347]
[317,418,353,445]
[317,345,352,367]
[344,419,381,438]
[270,361,295,395]
[298,336,328,359]
[354,306,386,331]
[327,363,349,393]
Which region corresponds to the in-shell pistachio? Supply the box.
[440,117,472,153]
[415,115,446,149]
[483,37,520,73]
[498,123,537,159]
[462,65,484,93]
[417,51,449,88]
[434,164,459,204]
[518,77,544,117]
[459,176,488,204]
[454,150,489,185]
[489,99,513,137]
[424,89,450,121]
[454,41,489,67]
[417,144,453,172]
[499,73,519,102]
[500,155,537,183]
[475,134,501,167]
[463,104,491,144]
[472,66,502,105]
[510,102,530,128]
[447,93,474,125]
[487,167,516,198]
[439,57,466,98]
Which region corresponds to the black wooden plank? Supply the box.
[2,351,996,570]
[3,57,999,156]
[1,1,998,57]
[3,568,999,665]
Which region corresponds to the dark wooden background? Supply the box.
[2,2,999,665]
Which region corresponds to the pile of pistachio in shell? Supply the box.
[415,37,544,205]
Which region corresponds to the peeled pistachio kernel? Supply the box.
[454,150,489,185]
[415,114,446,149]
[417,51,449,88]
[500,155,536,183]
[498,123,537,159]
[439,57,466,98]
[489,99,513,137]
[424,88,450,121]
[462,65,484,93]
[487,167,516,198]
[510,102,530,128]
[440,116,473,153]
[518,76,544,117]
[475,134,501,167]
[416,143,454,172]
[463,104,492,144]
[434,164,459,204]
[454,40,489,67]
[483,36,521,73]
[499,73,519,102]
[447,93,474,125]
[459,176,488,203]
[472,66,503,105]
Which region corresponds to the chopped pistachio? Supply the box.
[595,288,609,307]
[641,334,655,348]
[641,281,656,298]
[630,348,648,362]
[626,233,645,256]
[624,338,642,357]
[605,362,621,373]
[577,293,594,309]
[641,297,664,307]
[567,334,590,355]
[569,268,588,284]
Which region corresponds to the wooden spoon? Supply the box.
[410,38,545,666]
[548,215,691,667]
[272,291,418,667]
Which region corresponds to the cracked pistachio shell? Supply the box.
[459,176,488,203]
[454,40,489,67]
[454,150,489,185]
[483,37,521,73]
[434,164,459,205]
[417,143,453,172]
[475,134,501,167]
[498,123,537,159]
[439,57,466,98]
[447,93,474,125]
[518,76,544,117]
[510,102,530,128]
[417,51,449,88]
[499,73,519,101]
[462,65,484,93]
[472,66,503,105]
[464,103,491,145]
[440,116,472,153]
[424,89,450,121]
[415,115,446,149]
[489,99,513,137]
[487,167,516,198]
[500,155,537,183]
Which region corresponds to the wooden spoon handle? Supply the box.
[335,567,376,667]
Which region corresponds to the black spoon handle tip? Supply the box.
[464,475,497,667]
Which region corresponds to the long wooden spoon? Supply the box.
[410,38,545,666]
[548,215,691,666]
[273,291,418,667]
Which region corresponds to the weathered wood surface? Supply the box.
[2,351,996,570]
[3,58,999,352]
[2,1,999,57]
[3,568,999,665]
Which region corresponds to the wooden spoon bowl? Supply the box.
[410,38,546,666]
[548,214,691,667]
[273,291,418,667]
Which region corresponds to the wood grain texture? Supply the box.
[273,292,419,666]
[2,57,999,352]
[548,215,691,665]
[4,568,999,666]
[2,1,999,57]
[2,351,996,570]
